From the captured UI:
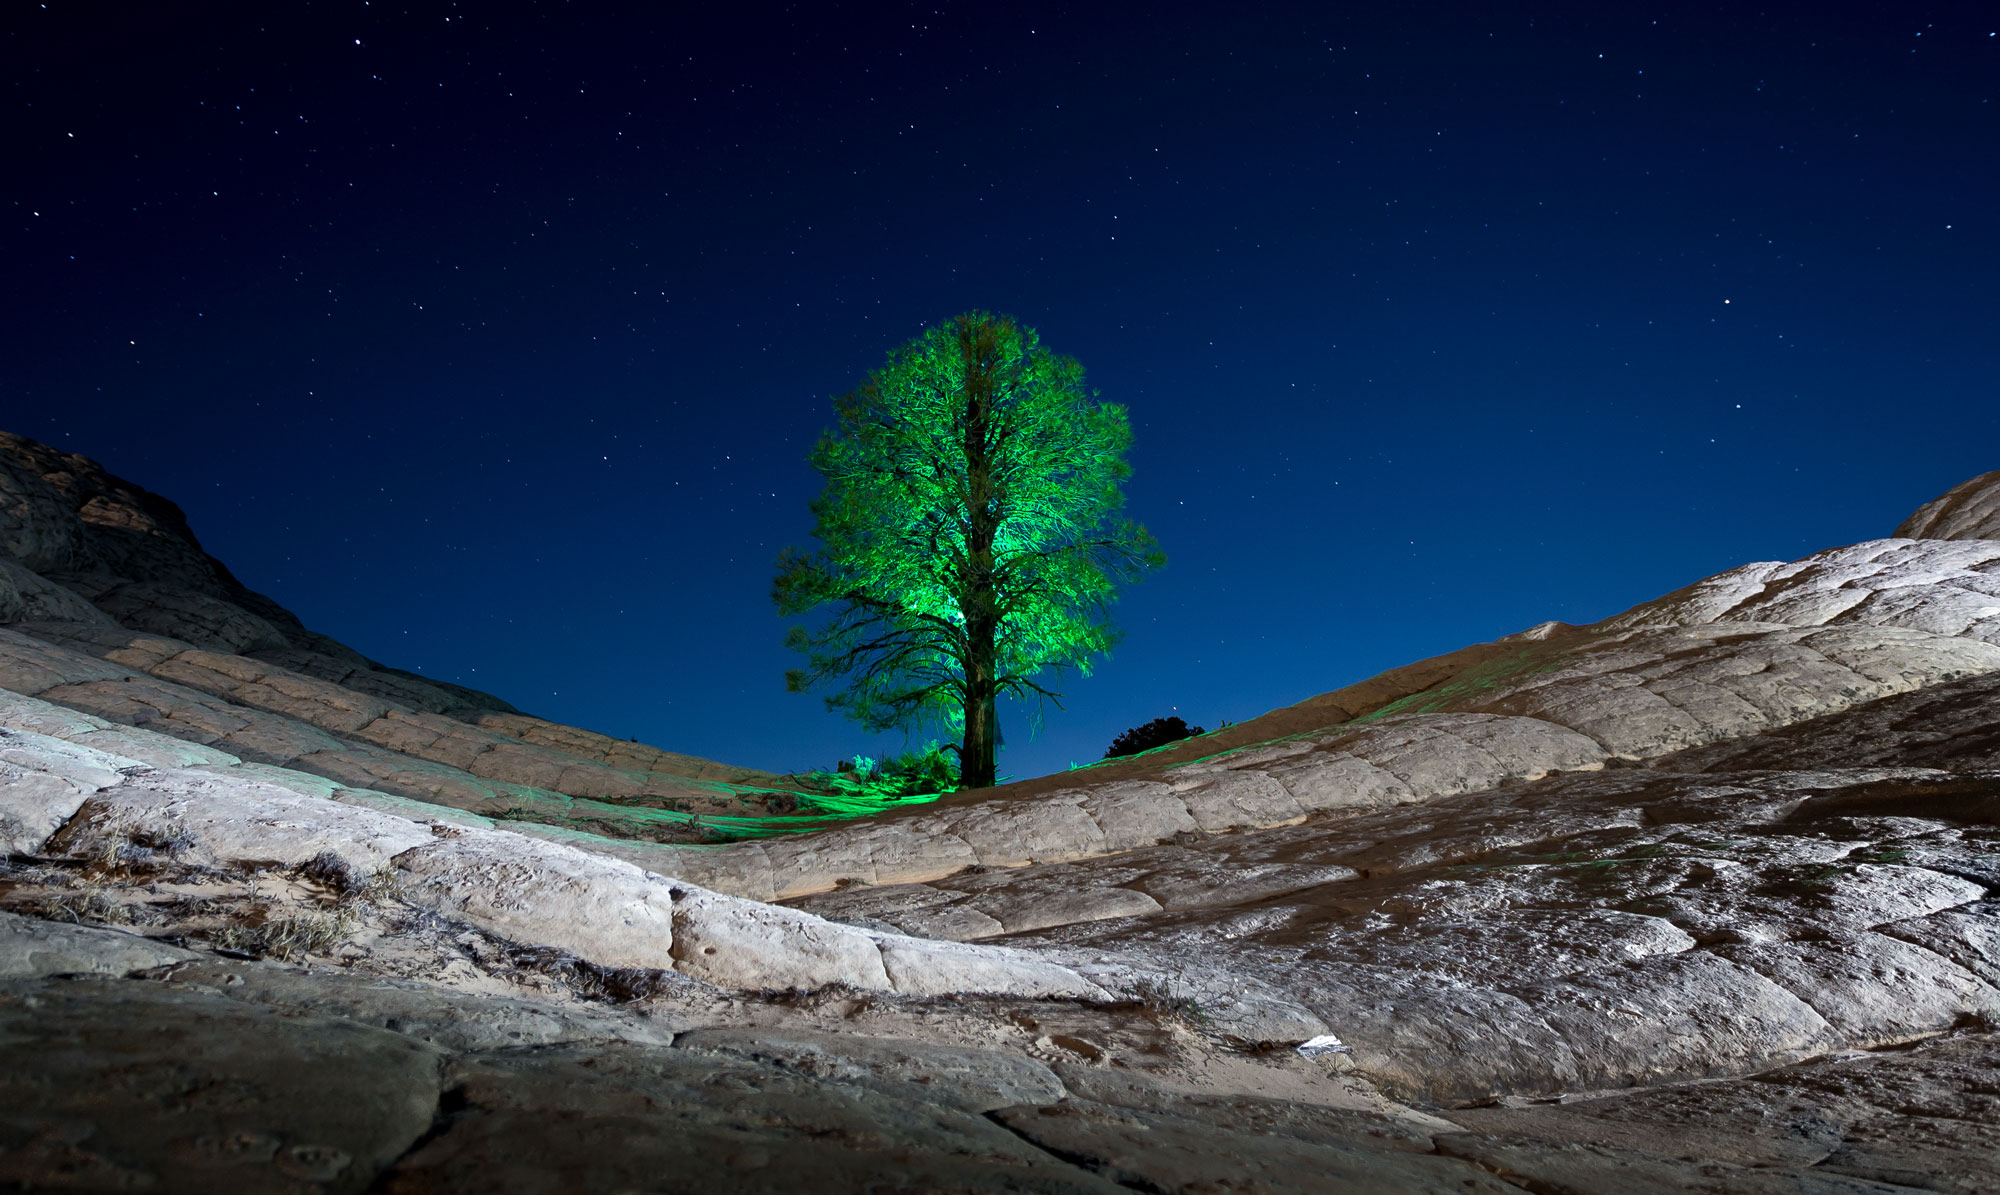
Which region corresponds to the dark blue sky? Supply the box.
[7,2,1995,780]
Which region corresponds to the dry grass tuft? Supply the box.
[216,906,358,962]
[40,884,133,926]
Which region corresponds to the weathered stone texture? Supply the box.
[4,452,2000,1190]
[1896,468,2000,541]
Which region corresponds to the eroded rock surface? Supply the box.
[3,441,1998,1191]
[0,432,784,847]
[1896,468,2000,542]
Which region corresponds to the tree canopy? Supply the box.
[774,311,1163,789]
[1104,715,1206,760]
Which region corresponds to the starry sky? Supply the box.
[7,3,1996,781]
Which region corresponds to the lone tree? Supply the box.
[774,311,1163,790]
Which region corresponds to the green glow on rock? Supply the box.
[775,311,1164,790]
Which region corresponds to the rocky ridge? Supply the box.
[2,434,1998,1193]
[0,431,795,838]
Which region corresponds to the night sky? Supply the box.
[7,3,1996,781]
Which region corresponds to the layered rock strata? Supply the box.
[3,440,1999,1192]
[0,432,790,840]
[625,534,2000,900]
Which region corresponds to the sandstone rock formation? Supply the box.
[2,433,1997,1192]
[1896,468,2000,541]
[0,432,794,842]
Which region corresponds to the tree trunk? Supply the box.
[955,314,1003,789]
[960,643,998,789]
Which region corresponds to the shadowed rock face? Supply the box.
[0,432,783,837]
[1,441,1998,1192]
[0,431,229,589]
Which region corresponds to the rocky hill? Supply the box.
[0,431,800,843]
[2,432,1997,1192]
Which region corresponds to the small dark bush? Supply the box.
[114,842,159,869]
[1104,716,1205,760]
[296,849,366,895]
[1123,976,1210,1027]
[129,827,198,857]
[295,849,399,901]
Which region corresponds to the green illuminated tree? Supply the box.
[774,311,1164,790]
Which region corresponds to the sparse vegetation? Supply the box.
[40,884,132,926]
[795,741,961,806]
[216,906,357,962]
[78,824,198,878]
[1104,716,1206,760]
[1798,862,1856,890]
[1354,646,1574,723]
[132,826,198,856]
[1124,975,1210,1028]
[505,944,686,1003]
[296,849,366,894]
[294,849,398,901]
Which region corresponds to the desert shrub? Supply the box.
[295,850,401,902]
[879,741,962,794]
[809,741,960,802]
[113,842,160,869]
[296,849,364,894]
[1123,975,1209,1027]
[1104,716,1205,760]
[129,826,197,856]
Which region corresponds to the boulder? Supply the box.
[0,726,129,852]
[392,831,680,970]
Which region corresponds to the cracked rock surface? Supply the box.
[3,433,1999,1191]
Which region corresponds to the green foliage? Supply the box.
[775,311,1164,787]
[1104,715,1206,760]
[803,740,961,804]
[882,740,962,793]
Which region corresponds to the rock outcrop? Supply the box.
[2,437,1997,1192]
[1896,468,2000,541]
[0,432,792,841]
[632,535,2000,901]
